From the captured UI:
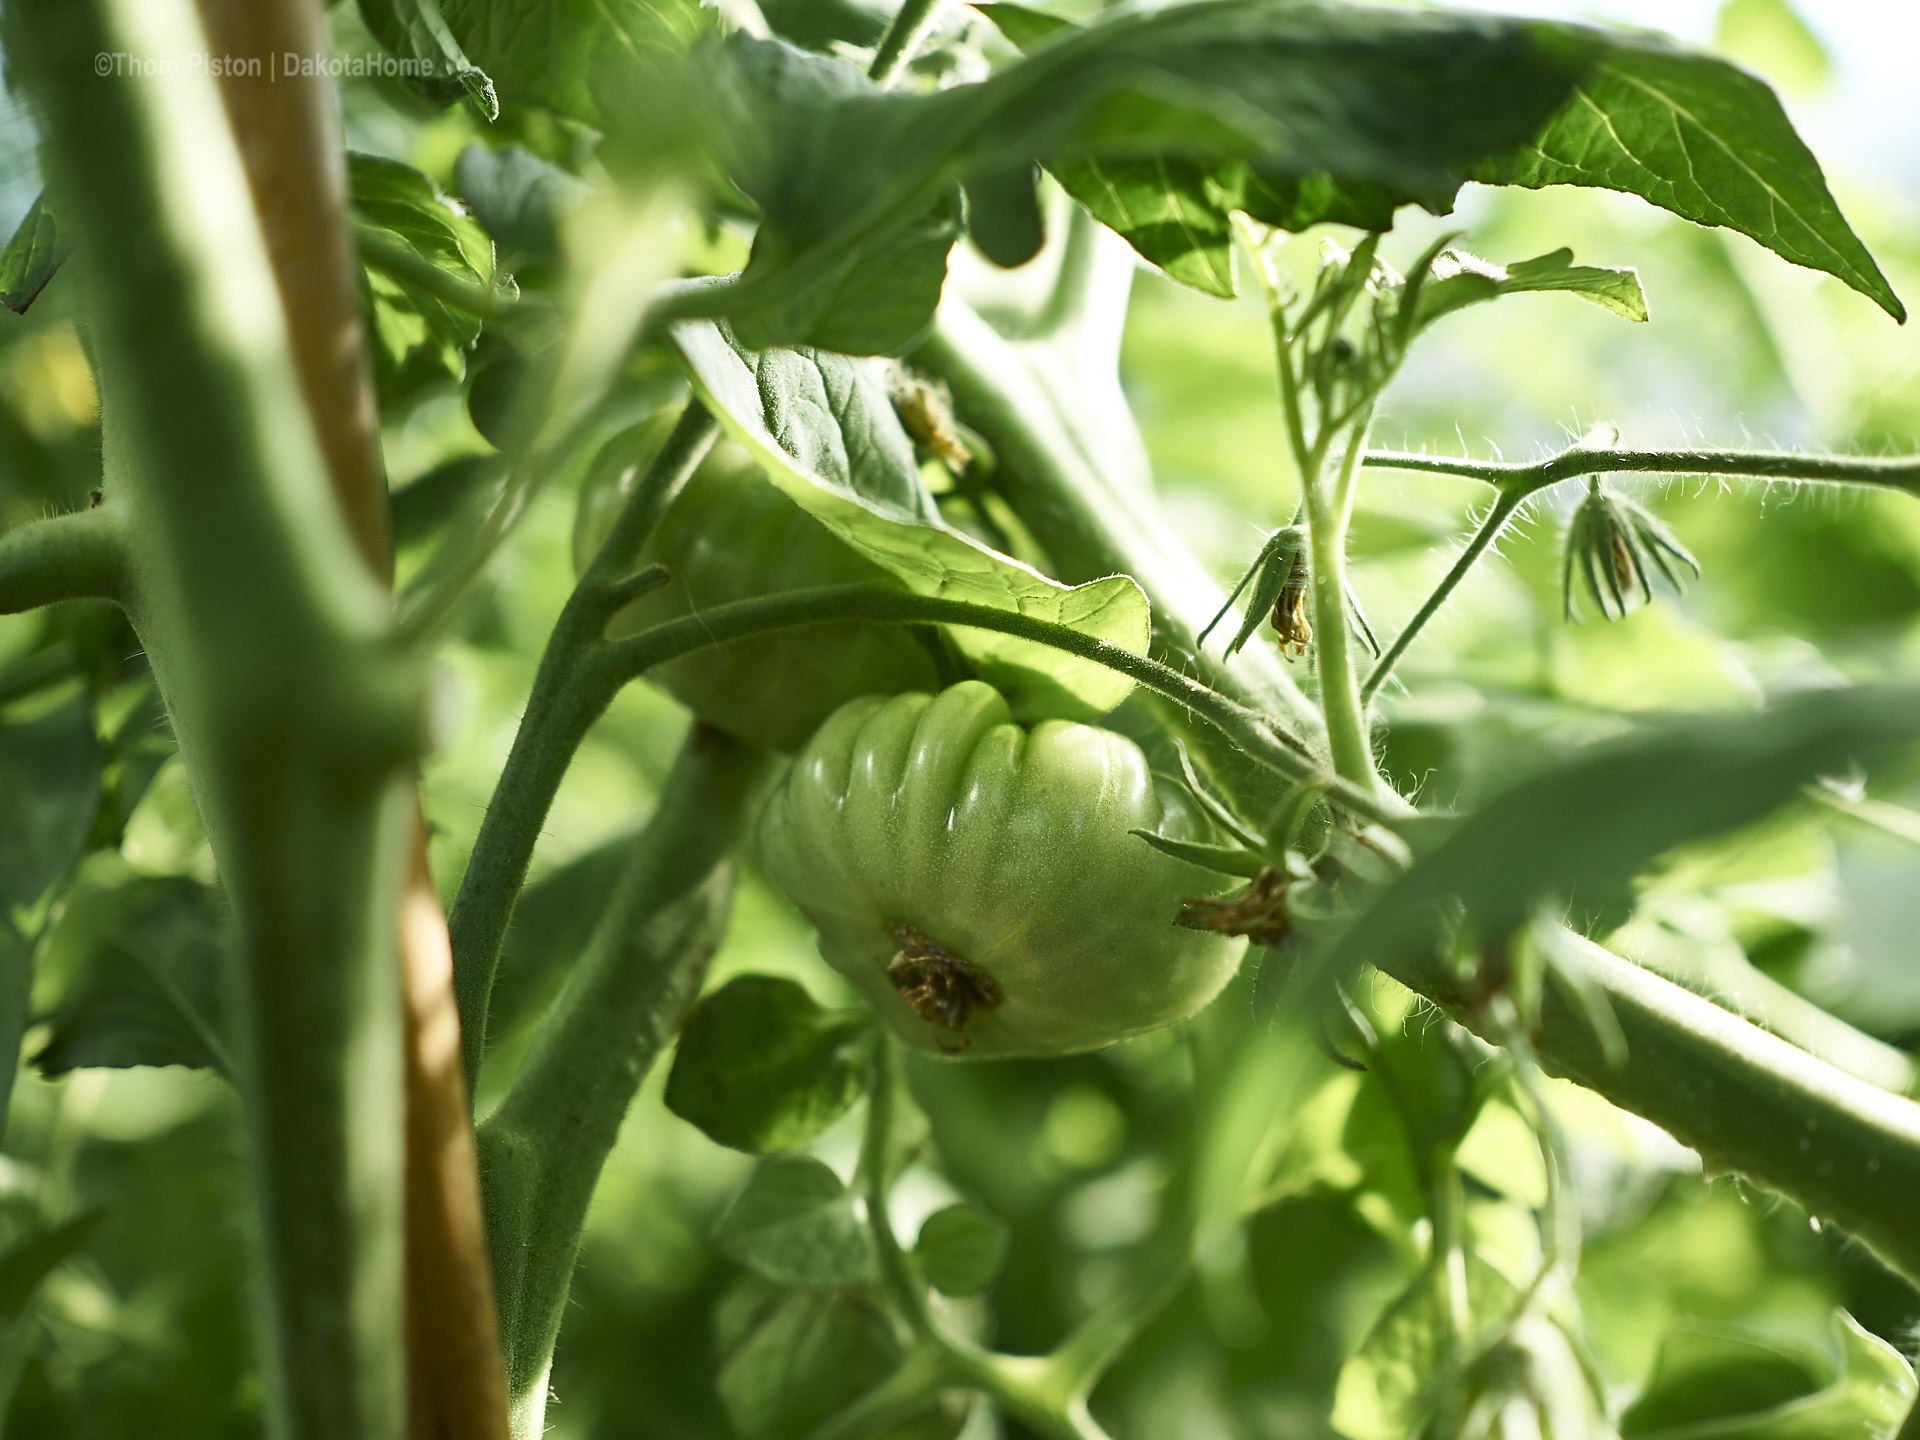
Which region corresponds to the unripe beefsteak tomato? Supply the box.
[573,410,937,753]
[758,682,1246,1058]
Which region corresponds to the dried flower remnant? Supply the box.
[885,922,1002,1051]
[1179,865,1293,946]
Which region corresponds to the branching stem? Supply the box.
[0,507,131,614]
[448,402,719,1091]
[1366,444,1920,497]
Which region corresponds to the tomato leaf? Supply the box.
[0,193,71,316]
[712,1155,873,1289]
[1619,1311,1914,1438]
[666,975,872,1154]
[672,310,1151,722]
[714,1276,911,1440]
[1413,247,1649,331]
[349,153,494,377]
[1333,685,1920,983]
[913,1203,1011,1297]
[451,144,586,270]
[0,692,101,913]
[0,1212,104,1321]
[1475,38,1904,323]
[33,870,232,1078]
[355,0,499,118]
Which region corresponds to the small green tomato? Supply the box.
[757,682,1246,1058]
[572,409,937,753]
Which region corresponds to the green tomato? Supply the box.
[573,410,937,753]
[758,682,1245,1058]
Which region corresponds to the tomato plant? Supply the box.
[759,681,1242,1055]
[4,0,1920,1437]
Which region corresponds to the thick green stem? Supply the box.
[0,507,131,614]
[448,403,719,1091]
[476,727,761,1437]
[1362,490,1524,703]
[1385,927,1920,1288]
[23,1,419,1435]
[867,0,949,85]
[1304,411,1379,790]
[1365,444,1920,497]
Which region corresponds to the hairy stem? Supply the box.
[1362,489,1524,703]
[24,0,420,1433]
[1365,444,1920,497]
[0,507,130,613]
[448,403,719,1092]
[477,727,760,1438]
[867,0,949,85]
[1388,927,1920,1288]
[1304,410,1379,790]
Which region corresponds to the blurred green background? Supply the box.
[1,0,1919,1434]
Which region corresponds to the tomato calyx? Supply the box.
[1178,865,1293,946]
[884,922,1001,1052]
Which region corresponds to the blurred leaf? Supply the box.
[667,975,871,1154]
[712,1155,872,1290]
[1053,157,1235,297]
[714,1277,907,1440]
[1475,35,1902,322]
[1330,1251,1520,1440]
[913,1203,1011,1297]
[0,193,71,315]
[487,831,628,1041]
[1331,685,1920,981]
[1621,1311,1914,1438]
[673,313,1151,721]
[962,163,1045,271]
[758,0,886,52]
[350,153,493,376]
[34,872,231,1076]
[0,692,102,912]
[356,0,498,117]
[452,144,587,269]
[0,1212,103,1320]
[1366,1020,1485,1183]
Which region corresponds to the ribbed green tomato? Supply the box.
[757,682,1246,1058]
[573,410,937,753]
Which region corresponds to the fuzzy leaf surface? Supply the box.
[0,193,71,315]
[350,153,494,376]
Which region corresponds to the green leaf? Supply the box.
[666,975,871,1154]
[1621,1311,1914,1439]
[1052,158,1234,297]
[486,833,628,1042]
[1329,685,1920,982]
[412,0,705,122]
[913,1203,1011,1297]
[33,870,231,1077]
[349,153,494,377]
[0,1212,103,1321]
[714,1276,909,1440]
[0,193,72,316]
[1330,1252,1520,1440]
[356,0,499,118]
[451,144,586,268]
[1128,829,1266,879]
[712,1155,873,1290]
[1475,38,1903,322]
[668,4,1593,343]
[0,692,102,913]
[962,163,1045,270]
[671,313,1151,722]
[1414,246,1649,331]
